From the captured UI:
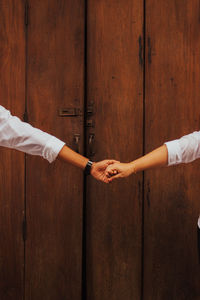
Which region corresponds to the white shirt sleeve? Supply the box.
[165,131,200,166]
[0,105,65,163]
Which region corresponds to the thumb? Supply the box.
[106,160,120,165]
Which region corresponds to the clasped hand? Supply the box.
[91,160,135,183]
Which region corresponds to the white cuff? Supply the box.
[164,140,182,166]
[43,136,65,163]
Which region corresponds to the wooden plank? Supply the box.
[86,1,143,299]
[25,1,84,299]
[0,1,25,299]
[144,0,200,298]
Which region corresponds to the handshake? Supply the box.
[91,160,136,183]
[90,145,169,183]
[59,144,168,182]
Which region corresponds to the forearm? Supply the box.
[130,145,168,173]
[58,145,89,169]
[132,131,200,172]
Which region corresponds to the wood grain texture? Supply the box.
[144,0,200,299]
[0,1,25,299]
[86,1,143,299]
[25,1,84,299]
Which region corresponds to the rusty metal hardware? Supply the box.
[87,104,94,116]
[23,111,28,123]
[147,181,150,207]
[88,133,95,157]
[58,108,80,117]
[73,134,80,153]
[86,119,95,128]
[148,37,152,64]
[138,36,143,66]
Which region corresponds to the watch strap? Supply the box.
[84,160,93,175]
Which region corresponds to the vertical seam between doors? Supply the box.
[82,0,88,299]
[141,0,146,299]
[23,1,29,299]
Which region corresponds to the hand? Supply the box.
[105,162,135,182]
[91,160,119,183]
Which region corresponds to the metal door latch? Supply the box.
[73,134,80,153]
[58,108,81,117]
[86,119,95,128]
[87,104,94,116]
[88,133,95,157]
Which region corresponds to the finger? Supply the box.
[98,172,109,182]
[106,160,120,165]
[102,175,109,183]
[108,173,121,182]
[106,168,118,175]
[106,170,118,178]
[106,173,113,178]
[105,170,115,177]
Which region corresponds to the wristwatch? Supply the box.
[84,160,93,175]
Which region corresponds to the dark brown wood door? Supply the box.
[2,1,200,300]
[0,1,25,299]
[86,1,144,299]
[25,1,84,299]
[144,0,200,299]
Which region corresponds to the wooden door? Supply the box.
[86,1,144,299]
[0,1,25,299]
[144,0,200,299]
[2,1,200,299]
[25,1,85,299]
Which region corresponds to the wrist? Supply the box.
[130,162,137,174]
[84,160,94,175]
[90,162,96,175]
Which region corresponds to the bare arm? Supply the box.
[57,145,118,183]
[0,105,117,183]
[106,130,200,182]
[106,145,168,181]
[58,145,88,169]
[131,145,168,173]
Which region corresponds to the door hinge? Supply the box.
[148,37,152,64]
[23,111,28,122]
[88,133,95,157]
[146,181,150,207]
[87,103,94,116]
[138,36,143,66]
[25,3,29,26]
[22,218,27,241]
